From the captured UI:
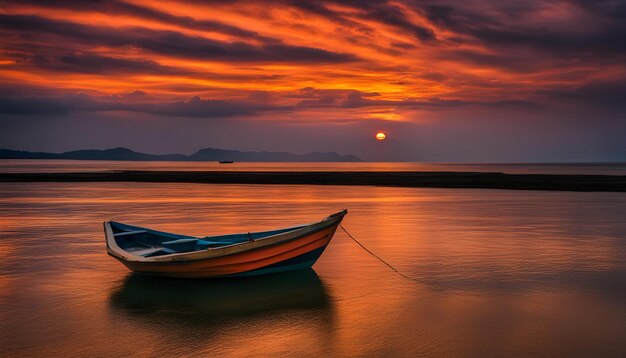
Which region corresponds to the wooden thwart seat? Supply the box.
[127,247,163,256]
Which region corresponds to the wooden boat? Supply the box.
[104,210,347,278]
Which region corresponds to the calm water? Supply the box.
[2,159,626,175]
[1,182,626,357]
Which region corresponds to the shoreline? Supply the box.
[1,171,625,192]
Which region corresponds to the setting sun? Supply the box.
[376,132,386,141]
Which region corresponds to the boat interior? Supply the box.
[109,221,305,257]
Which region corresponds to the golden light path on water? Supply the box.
[1,182,626,356]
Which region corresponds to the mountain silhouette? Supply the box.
[0,147,362,162]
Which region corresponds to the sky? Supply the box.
[0,0,625,161]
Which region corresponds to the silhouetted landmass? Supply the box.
[1,171,624,192]
[0,147,362,162]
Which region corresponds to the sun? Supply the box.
[375,132,386,141]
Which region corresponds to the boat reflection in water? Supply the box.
[109,269,333,324]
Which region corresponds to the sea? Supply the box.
[1,160,625,356]
[1,159,626,174]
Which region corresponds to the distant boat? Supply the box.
[219,160,234,164]
[104,210,347,278]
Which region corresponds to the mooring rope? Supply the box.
[339,224,419,283]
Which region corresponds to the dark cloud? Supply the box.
[482,99,538,108]
[438,49,544,73]
[291,87,380,99]
[0,97,75,116]
[25,54,183,75]
[0,88,541,119]
[294,88,468,109]
[151,96,278,118]
[342,91,383,108]
[293,88,377,107]
[0,14,358,64]
[294,88,518,109]
[5,52,293,85]
[0,94,287,118]
[349,1,436,41]
[537,80,626,110]
[417,1,626,60]
[5,0,276,42]
[0,93,133,115]
[570,0,626,19]
[287,0,436,41]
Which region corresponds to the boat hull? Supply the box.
[107,213,344,278]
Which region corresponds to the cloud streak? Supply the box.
[0,93,287,118]
[0,14,359,65]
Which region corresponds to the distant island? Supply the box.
[0,147,362,162]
